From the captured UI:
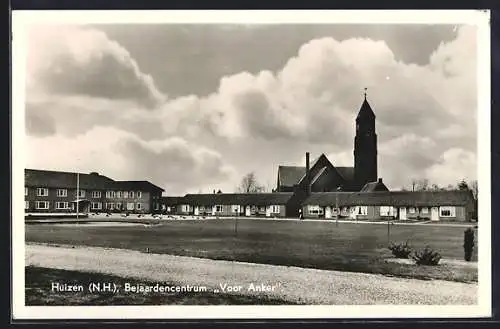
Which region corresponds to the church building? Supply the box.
[276,91,387,194]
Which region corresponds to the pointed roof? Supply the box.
[360,179,389,192]
[277,156,355,188]
[356,97,376,121]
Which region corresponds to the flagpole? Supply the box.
[76,172,80,219]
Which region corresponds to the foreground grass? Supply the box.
[25,266,296,305]
[26,219,478,283]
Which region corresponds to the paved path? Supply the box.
[26,243,477,305]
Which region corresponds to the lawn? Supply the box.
[25,219,478,283]
[25,266,295,305]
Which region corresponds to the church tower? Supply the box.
[354,89,378,190]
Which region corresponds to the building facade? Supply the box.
[160,193,293,218]
[25,169,164,214]
[301,190,475,222]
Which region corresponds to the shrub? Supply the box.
[464,228,475,262]
[388,241,412,259]
[412,246,442,266]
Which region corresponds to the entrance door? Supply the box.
[399,207,407,220]
[431,207,439,221]
[245,206,251,216]
[194,206,199,216]
[325,206,332,219]
[266,206,271,217]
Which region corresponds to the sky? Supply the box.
[23,23,478,195]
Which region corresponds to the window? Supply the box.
[25,201,29,210]
[259,206,265,212]
[37,188,48,196]
[116,203,122,210]
[107,203,115,210]
[56,189,67,197]
[154,203,159,211]
[35,201,49,209]
[137,191,142,198]
[92,191,101,198]
[421,207,429,214]
[232,205,240,213]
[77,190,86,198]
[106,191,116,198]
[91,202,102,210]
[355,206,368,216]
[271,205,280,213]
[129,191,135,198]
[123,191,129,198]
[25,187,28,196]
[439,206,456,217]
[215,205,223,212]
[308,205,320,215]
[117,191,122,198]
[409,207,416,214]
[127,202,135,210]
[380,206,394,216]
[136,203,142,210]
[56,202,69,209]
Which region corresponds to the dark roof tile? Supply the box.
[25,169,164,192]
[183,193,293,206]
[360,180,389,192]
[277,166,306,187]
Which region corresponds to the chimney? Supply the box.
[306,152,311,195]
[378,178,382,183]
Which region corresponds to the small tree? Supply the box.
[464,228,475,262]
[457,179,469,191]
[388,241,413,259]
[412,246,442,266]
[237,172,265,193]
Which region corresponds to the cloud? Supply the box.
[26,25,166,108]
[24,24,478,191]
[425,148,477,187]
[25,127,235,195]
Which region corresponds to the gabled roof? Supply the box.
[182,193,294,206]
[360,180,389,192]
[310,167,328,185]
[25,169,164,192]
[278,163,355,188]
[161,196,185,206]
[112,181,164,192]
[277,166,306,187]
[25,169,114,189]
[356,98,376,121]
[302,190,474,207]
[336,166,355,182]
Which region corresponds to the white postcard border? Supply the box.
[11,9,491,320]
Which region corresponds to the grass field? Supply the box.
[25,219,478,282]
[25,266,294,305]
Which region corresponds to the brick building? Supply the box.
[24,169,164,214]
